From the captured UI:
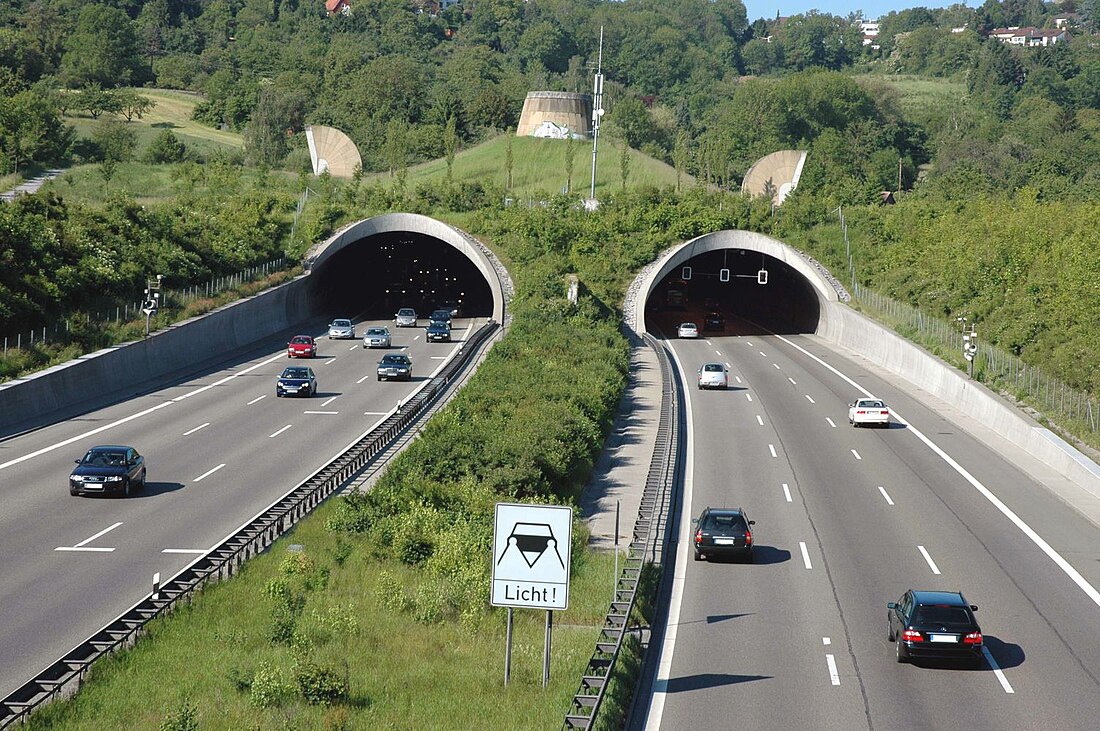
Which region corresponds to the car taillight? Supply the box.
[694,529,703,545]
[744,529,753,545]
[963,632,983,645]
[902,630,923,642]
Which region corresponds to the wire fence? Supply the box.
[853,282,1100,434]
[1,258,288,356]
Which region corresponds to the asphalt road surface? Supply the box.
[645,321,1100,730]
[0,317,482,699]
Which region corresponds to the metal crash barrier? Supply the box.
[0,320,500,727]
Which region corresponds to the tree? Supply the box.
[60,4,145,88]
[505,131,514,191]
[244,87,289,167]
[0,89,72,173]
[143,129,186,164]
[115,89,154,123]
[564,133,577,193]
[94,119,138,165]
[78,83,121,120]
[444,115,458,183]
[619,139,631,191]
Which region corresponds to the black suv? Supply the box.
[70,445,146,497]
[703,312,725,331]
[887,590,983,666]
[692,507,755,562]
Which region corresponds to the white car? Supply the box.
[848,398,890,427]
[697,363,729,390]
[678,322,699,339]
[328,318,355,339]
[395,308,418,327]
[362,326,392,349]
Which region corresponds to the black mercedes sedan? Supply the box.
[692,507,755,562]
[70,445,146,497]
[887,590,983,666]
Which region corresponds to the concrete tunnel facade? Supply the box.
[631,229,847,337]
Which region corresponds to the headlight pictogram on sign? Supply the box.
[497,522,565,570]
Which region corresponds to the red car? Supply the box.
[287,335,316,358]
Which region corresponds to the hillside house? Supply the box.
[325,0,351,15]
[989,26,1068,46]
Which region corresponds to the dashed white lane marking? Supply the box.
[983,647,1015,693]
[918,545,942,574]
[823,637,831,645]
[735,376,742,384]
[725,362,731,370]
[430,356,448,359]
[183,422,210,436]
[806,395,816,404]
[789,377,797,385]
[162,548,207,554]
[303,411,339,415]
[247,395,266,405]
[851,449,862,460]
[878,486,895,505]
[321,396,337,407]
[348,345,358,351]
[356,375,371,384]
[756,415,764,426]
[773,331,1100,612]
[323,358,336,365]
[413,336,421,341]
[759,351,767,357]
[826,417,837,428]
[782,483,793,502]
[826,654,840,686]
[268,425,292,438]
[193,463,226,482]
[768,444,777,458]
[800,541,813,569]
[56,522,122,552]
[172,354,284,403]
[746,393,753,402]
[773,363,781,369]
[715,350,722,356]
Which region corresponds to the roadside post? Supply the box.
[491,503,573,688]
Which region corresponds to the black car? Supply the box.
[703,311,725,331]
[70,445,146,497]
[377,353,413,381]
[277,366,317,397]
[426,321,451,342]
[438,300,461,318]
[887,590,983,666]
[428,308,453,326]
[692,507,755,562]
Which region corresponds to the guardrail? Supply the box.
[0,320,500,727]
[562,333,681,729]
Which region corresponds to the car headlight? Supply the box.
[71,475,84,482]
[105,476,123,481]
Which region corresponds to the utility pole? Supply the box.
[587,26,605,209]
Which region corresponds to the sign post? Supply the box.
[492,503,573,687]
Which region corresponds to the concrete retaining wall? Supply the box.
[818,301,1100,497]
[0,276,312,438]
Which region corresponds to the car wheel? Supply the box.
[896,638,908,663]
[743,550,753,564]
[70,488,79,496]
[137,473,146,492]
[693,551,703,561]
[887,623,895,642]
[124,480,131,498]
[377,375,382,381]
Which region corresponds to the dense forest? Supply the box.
[4,0,1100,395]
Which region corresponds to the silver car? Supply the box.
[697,362,729,390]
[363,326,392,349]
[328,318,355,339]
[395,308,418,327]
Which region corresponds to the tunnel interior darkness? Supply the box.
[307,232,494,320]
[644,248,820,336]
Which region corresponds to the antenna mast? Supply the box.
[588,27,604,205]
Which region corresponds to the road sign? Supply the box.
[491,503,572,610]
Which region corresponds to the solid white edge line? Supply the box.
[643,344,696,731]
[782,483,793,502]
[268,425,292,438]
[982,646,1015,693]
[172,353,284,402]
[247,394,266,405]
[917,545,942,575]
[192,463,226,482]
[800,541,813,569]
[772,332,1100,611]
[183,422,210,436]
[161,548,208,554]
[826,653,840,685]
[878,486,895,505]
[826,417,836,428]
[74,521,123,547]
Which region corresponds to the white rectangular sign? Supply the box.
[491,502,572,610]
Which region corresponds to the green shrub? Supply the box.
[375,570,410,613]
[249,662,294,708]
[159,700,199,731]
[295,661,347,706]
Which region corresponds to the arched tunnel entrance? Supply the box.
[308,231,494,319]
[303,213,508,324]
[633,230,842,338]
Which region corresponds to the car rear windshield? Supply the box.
[703,364,723,372]
[860,400,884,408]
[913,606,971,625]
[702,513,746,531]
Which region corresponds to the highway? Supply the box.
[646,322,1100,730]
[0,317,482,699]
